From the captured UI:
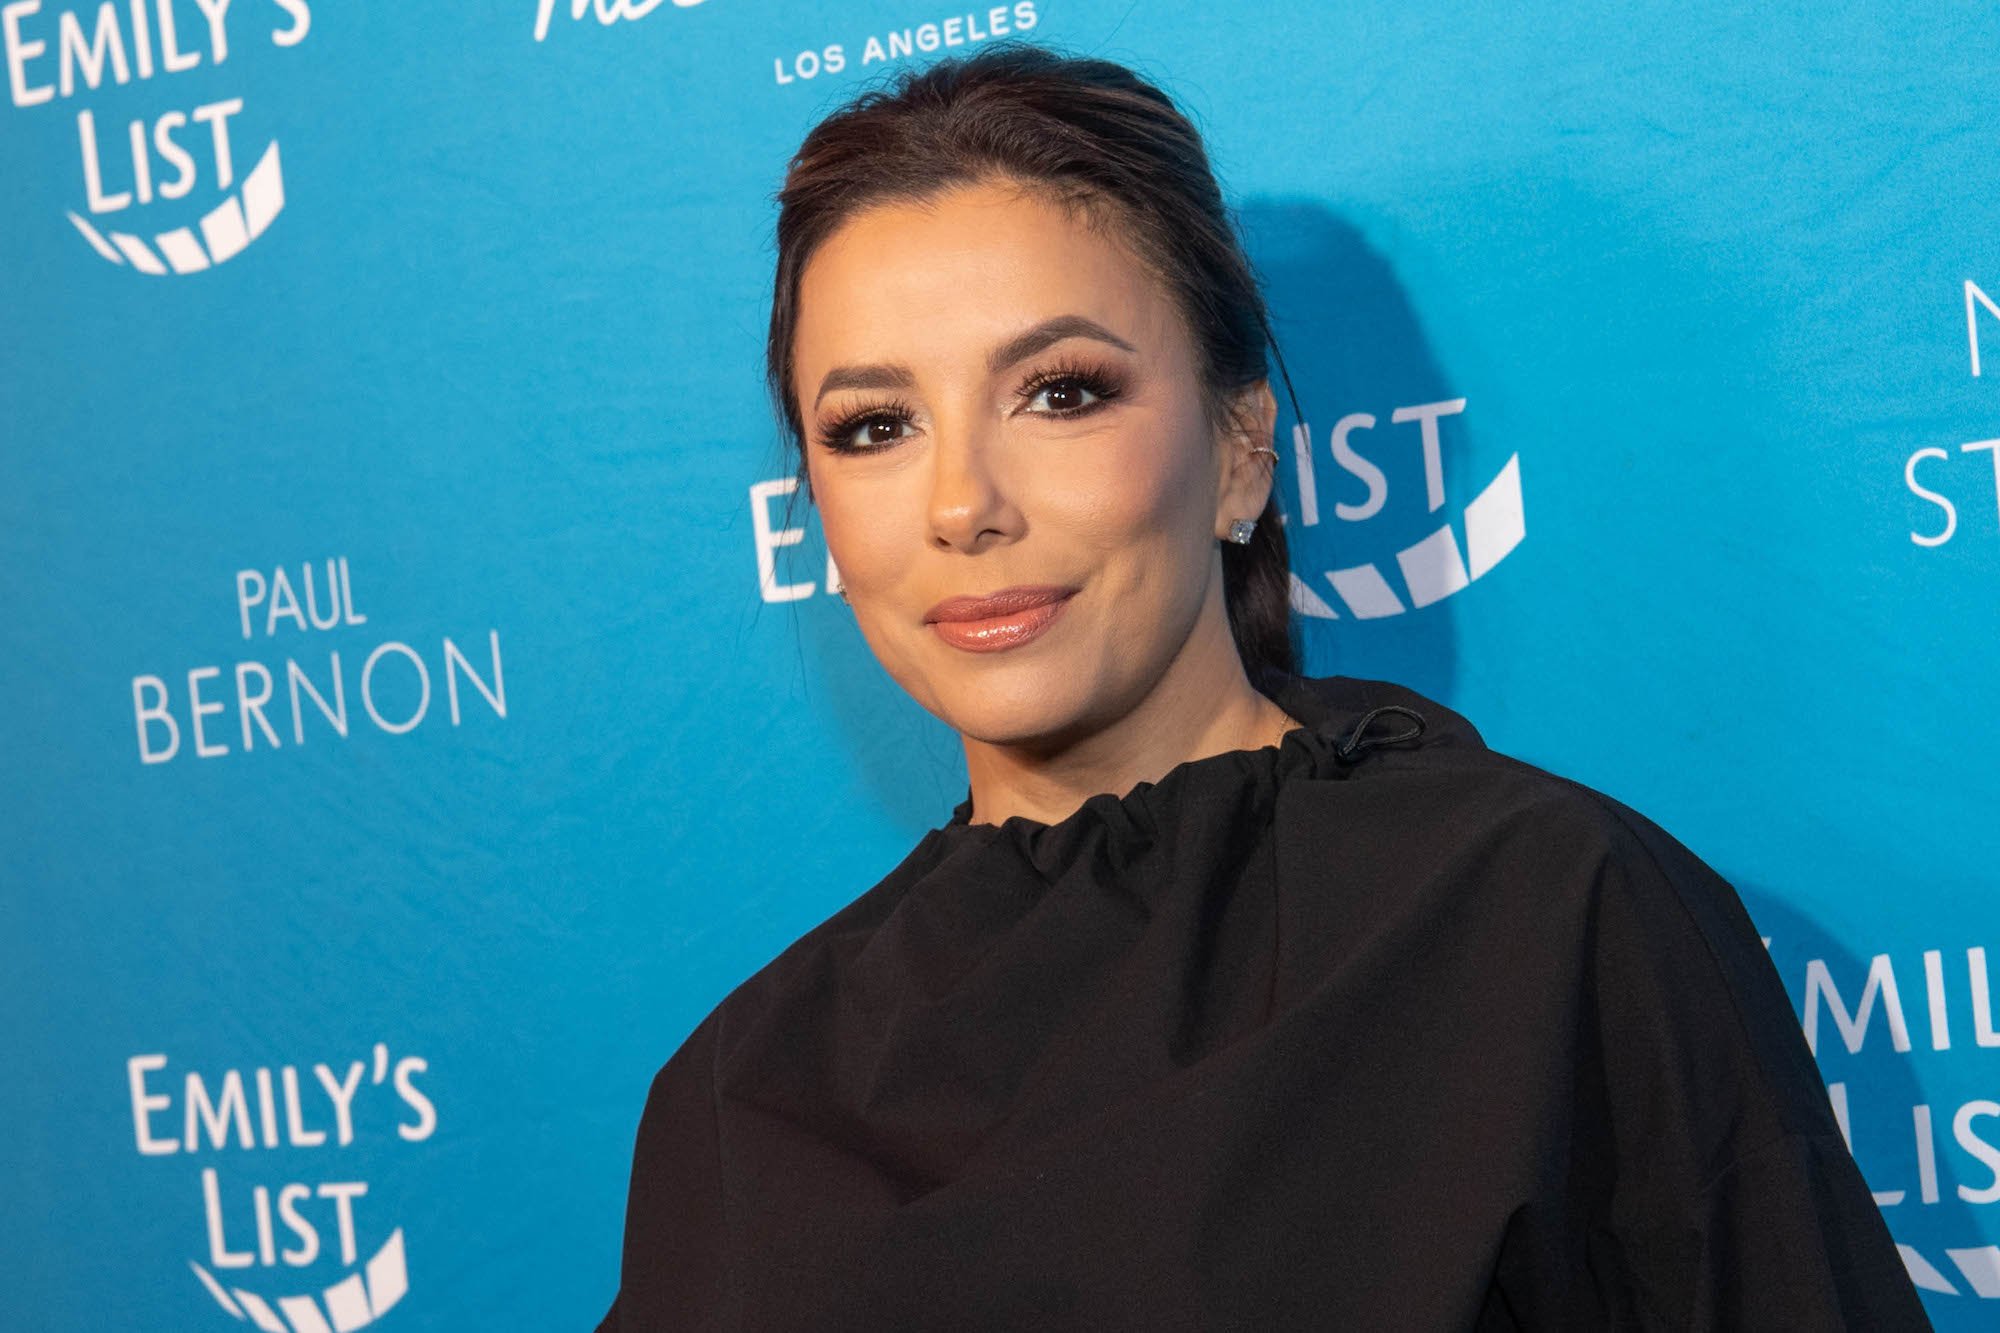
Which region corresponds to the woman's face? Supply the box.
[792,177,1273,748]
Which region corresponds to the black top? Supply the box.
[598,673,1929,1330]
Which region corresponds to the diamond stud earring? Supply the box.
[1226,518,1257,544]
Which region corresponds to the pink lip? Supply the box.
[925,585,1077,653]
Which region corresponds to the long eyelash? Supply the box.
[814,362,1125,454]
[815,394,918,454]
[1018,359,1125,415]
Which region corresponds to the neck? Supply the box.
[957,595,1298,828]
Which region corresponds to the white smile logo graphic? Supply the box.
[1279,398,1525,619]
[127,1042,436,1330]
[2,0,312,275]
[190,1229,409,1333]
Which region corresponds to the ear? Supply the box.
[1213,379,1281,539]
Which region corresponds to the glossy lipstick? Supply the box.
[925,585,1076,653]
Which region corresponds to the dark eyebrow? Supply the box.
[813,363,915,408]
[985,314,1137,374]
[811,315,1137,409]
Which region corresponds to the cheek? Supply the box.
[1042,416,1215,567]
[813,467,912,589]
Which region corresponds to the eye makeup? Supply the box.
[813,357,1129,455]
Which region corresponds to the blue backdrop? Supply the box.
[5,2,1996,1328]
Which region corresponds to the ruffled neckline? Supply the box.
[932,671,1365,873]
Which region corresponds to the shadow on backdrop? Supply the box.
[1238,196,1467,704]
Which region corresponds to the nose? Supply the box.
[926,414,1022,555]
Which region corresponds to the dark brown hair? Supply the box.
[767,40,1301,684]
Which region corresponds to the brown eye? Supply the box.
[817,404,917,454]
[1018,363,1123,419]
[1026,377,1103,414]
[852,416,906,448]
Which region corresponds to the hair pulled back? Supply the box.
[766,40,1299,684]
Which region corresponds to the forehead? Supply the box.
[793,180,1179,374]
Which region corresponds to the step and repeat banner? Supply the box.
[4,3,1996,1328]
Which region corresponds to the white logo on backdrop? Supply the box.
[750,478,839,604]
[531,0,708,43]
[1,0,311,275]
[746,397,1526,613]
[128,557,507,766]
[1280,398,1524,619]
[1903,280,2000,547]
[770,3,1040,86]
[526,0,1041,84]
[1789,943,2000,1300]
[127,1044,436,1329]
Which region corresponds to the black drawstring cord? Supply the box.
[1333,705,1428,763]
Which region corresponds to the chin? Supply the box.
[920,659,1102,748]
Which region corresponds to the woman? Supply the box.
[599,42,1929,1330]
